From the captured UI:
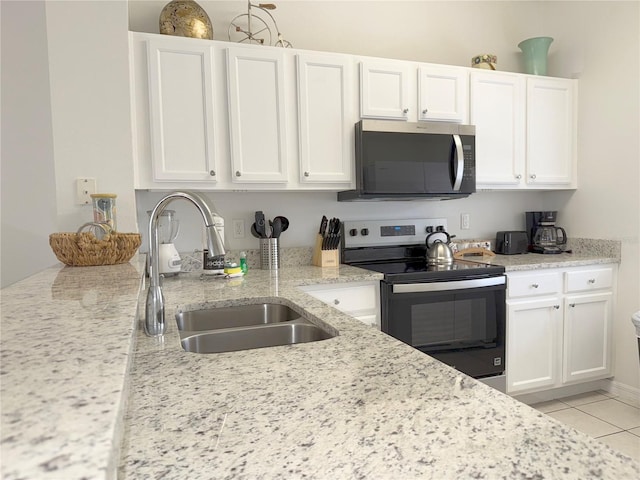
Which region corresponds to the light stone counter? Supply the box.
[467,238,621,271]
[3,253,638,479]
[0,257,146,480]
[119,262,638,479]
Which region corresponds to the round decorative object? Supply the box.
[159,0,213,40]
[472,54,497,70]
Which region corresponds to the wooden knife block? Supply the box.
[312,234,340,267]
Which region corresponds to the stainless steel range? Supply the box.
[341,218,506,380]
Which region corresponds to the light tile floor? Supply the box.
[531,390,640,462]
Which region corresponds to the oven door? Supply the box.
[381,276,506,378]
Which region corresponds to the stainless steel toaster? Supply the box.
[495,231,528,255]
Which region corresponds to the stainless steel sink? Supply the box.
[175,303,336,354]
[176,303,302,331]
[180,320,335,354]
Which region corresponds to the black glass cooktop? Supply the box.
[353,258,505,283]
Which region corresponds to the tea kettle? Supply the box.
[426,231,455,265]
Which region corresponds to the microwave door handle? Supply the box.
[452,134,463,191]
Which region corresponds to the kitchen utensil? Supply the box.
[426,231,454,265]
[251,223,261,239]
[255,211,266,238]
[271,217,283,239]
[274,216,289,234]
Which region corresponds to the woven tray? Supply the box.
[49,231,141,267]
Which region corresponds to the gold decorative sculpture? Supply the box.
[159,0,213,40]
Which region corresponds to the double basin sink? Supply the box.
[176,303,336,354]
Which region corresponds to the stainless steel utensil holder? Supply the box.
[260,238,280,270]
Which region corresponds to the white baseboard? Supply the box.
[512,380,608,405]
[600,379,640,403]
[511,378,640,405]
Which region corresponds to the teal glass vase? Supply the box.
[518,37,554,75]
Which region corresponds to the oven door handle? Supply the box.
[392,276,505,293]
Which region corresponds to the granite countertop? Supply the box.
[2,251,637,479]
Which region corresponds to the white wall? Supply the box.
[46,0,137,235]
[1,1,58,288]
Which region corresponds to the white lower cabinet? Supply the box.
[507,296,562,393]
[299,281,381,328]
[506,265,615,395]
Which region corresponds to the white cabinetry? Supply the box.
[472,72,577,190]
[296,53,354,184]
[360,60,410,120]
[226,46,288,183]
[359,61,468,123]
[470,71,525,187]
[299,281,381,328]
[506,265,615,395]
[418,65,468,122]
[130,32,356,191]
[526,77,577,186]
[145,36,217,183]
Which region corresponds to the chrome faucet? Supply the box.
[145,191,225,336]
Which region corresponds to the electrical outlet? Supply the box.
[461,213,470,230]
[232,219,245,238]
[76,178,96,205]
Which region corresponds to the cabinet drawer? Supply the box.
[507,271,562,298]
[565,267,613,292]
[304,284,377,313]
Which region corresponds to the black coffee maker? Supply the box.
[525,211,567,254]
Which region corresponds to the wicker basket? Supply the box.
[49,231,141,267]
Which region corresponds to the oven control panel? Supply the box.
[343,218,448,248]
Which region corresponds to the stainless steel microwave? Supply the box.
[338,120,476,201]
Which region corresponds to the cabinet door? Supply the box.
[297,53,354,184]
[563,292,613,383]
[147,38,217,182]
[418,65,468,122]
[226,47,288,183]
[526,78,576,186]
[470,72,525,187]
[360,61,410,119]
[506,297,562,393]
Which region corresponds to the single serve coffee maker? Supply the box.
[525,211,567,254]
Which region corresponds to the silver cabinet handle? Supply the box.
[588,278,596,284]
[554,305,560,309]
[304,171,310,177]
[422,108,428,114]
[452,134,463,191]
[209,170,216,177]
[235,171,241,177]
[569,303,576,308]
[516,174,522,180]
[531,283,539,288]
[530,174,537,180]
[402,108,409,114]
[333,299,340,305]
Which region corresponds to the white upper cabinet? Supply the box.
[226,46,288,183]
[526,77,577,186]
[360,60,410,120]
[146,36,217,183]
[296,53,354,184]
[472,71,577,190]
[418,65,468,122]
[470,71,526,187]
[130,32,578,193]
